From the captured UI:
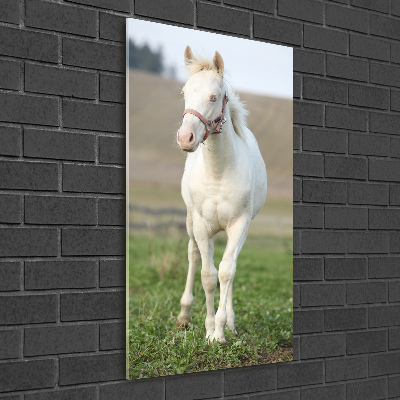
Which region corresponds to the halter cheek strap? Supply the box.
[182,94,229,142]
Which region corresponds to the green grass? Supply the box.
[128,232,293,379]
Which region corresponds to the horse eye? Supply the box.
[211,95,217,102]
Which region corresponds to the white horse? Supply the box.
[176,46,267,344]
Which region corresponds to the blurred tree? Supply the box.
[128,39,164,75]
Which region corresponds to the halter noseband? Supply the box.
[182,94,229,142]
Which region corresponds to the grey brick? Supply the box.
[301,283,346,306]
[0,0,20,23]
[389,281,400,302]
[303,180,347,204]
[326,356,367,382]
[303,76,347,104]
[24,129,95,161]
[325,206,367,230]
[369,352,400,376]
[61,291,125,321]
[327,54,369,82]
[369,256,400,278]
[391,232,400,253]
[304,25,348,54]
[277,361,323,388]
[303,128,347,153]
[25,63,96,99]
[392,42,400,64]
[348,232,389,254]
[198,2,249,36]
[63,38,124,73]
[370,62,400,87]
[325,307,367,331]
[63,164,124,194]
[0,126,21,156]
[293,284,300,308]
[293,74,301,99]
[370,209,400,230]
[293,49,324,75]
[370,159,400,182]
[293,178,302,201]
[59,353,125,385]
[293,126,301,150]
[391,184,400,204]
[99,198,125,226]
[0,294,57,325]
[370,112,400,135]
[369,304,400,327]
[100,259,124,287]
[302,231,346,254]
[350,34,389,61]
[0,228,58,257]
[326,3,368,33]
[0,329,20,359]
[254,14,302,46]
[349,84,389,110]
[278,0,323,23]
[63,99,124,133]
[349,133,389,157]
[294,230,300,255]
[0,194,21,224]
[25,325,96,356]
[371,14,400,40]
[350,0,389,12]
[392,90,400,111]
[391,138,400,159]
[0,59,20,90]
[293,257,323,281]
[389,375,400,398]
[0,26,58,62]
[0,359,55,392]
[100,74,125,103]
[225,0,275,13]
[301,384,345,400]
[325,257,367,280]
[389,327,400,350]
[99,136,125,164]
[26,387,97,400]
[25,260,97,290]
[347,377,387,400]
[100,322,124,350]
[224,365,276,395]
[25,195,96,225]
[100,380,164,400]
[293,153,323,177]
[347,330,387,355]
[300,333,345,359]
[293,205,323,228]
[393,0,400,16]
[347,281,387,304]
[65,0,130,12]
[348,182,388,205]
[294,101,323,126]
[325,105,367,131]
[0,92,58,126]
[137,0,193,25]
[251,390,300,400]
[0,262,21,291]
[325,155,367,180]
[26,0,96,37]
[62,228,124,256]
[293,310,324,334]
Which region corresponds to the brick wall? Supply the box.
[0,0,399,399]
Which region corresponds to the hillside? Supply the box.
[129,70,293,199]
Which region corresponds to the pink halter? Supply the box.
[182,94,229,142]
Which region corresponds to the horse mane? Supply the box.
[185,53,250,140]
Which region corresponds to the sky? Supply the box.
[127,19,293,99]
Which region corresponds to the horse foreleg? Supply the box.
[226,282,237,335]
[212,217,250,344]
[176,236,200,328]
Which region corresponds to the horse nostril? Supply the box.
[189,133,194,143]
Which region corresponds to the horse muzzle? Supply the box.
[177,128,197,152]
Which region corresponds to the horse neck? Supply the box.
[201,107,237,178]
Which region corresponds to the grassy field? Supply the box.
[128,232,293,379]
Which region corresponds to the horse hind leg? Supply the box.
[176,213,200,329]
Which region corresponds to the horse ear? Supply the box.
[184,46,194,66]
[213,51,224,75]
